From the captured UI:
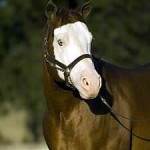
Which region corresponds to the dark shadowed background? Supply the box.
[0,0,150,149]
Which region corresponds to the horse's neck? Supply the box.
[98,62,131,116]
[101,62,150,117]
[44,65,80,119]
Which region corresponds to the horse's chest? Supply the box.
[55,113,129,150]
[57,115,93,150]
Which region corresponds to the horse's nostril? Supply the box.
[86,81,89,86]
[82,77,90,87]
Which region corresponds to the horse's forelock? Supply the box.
[55,9,85,28]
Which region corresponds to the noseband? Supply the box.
[43,22,92,89]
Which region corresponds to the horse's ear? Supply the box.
[45,0,58,21]
[77,1,92,18]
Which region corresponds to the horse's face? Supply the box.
[45,1,101,99]
[53,21,101,99]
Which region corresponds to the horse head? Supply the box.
[44,0,101,100]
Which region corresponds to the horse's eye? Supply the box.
[57,39,63,46]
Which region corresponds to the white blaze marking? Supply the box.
[53,21,101,99]
[53,21,93,80]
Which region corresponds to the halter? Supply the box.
[43,21,150,142]
[43,21,92,89]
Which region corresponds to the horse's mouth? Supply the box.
[79,76,101,100]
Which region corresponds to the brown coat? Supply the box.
[43,1,150,149]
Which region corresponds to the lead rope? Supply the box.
[100,96,150,141]
[101,97,150,122]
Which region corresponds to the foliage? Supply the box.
[89,0,150,67]
[0,0,150,142]
[0,0,47,142]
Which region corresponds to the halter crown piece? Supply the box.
[43,22,93,89]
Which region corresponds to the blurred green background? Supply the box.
[0,0,150,149]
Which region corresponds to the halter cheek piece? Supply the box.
[43,22,92,89]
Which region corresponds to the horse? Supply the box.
[42,1,150,149]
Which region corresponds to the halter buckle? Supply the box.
[64,68,75,89]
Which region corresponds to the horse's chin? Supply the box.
[79,91,99,100]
